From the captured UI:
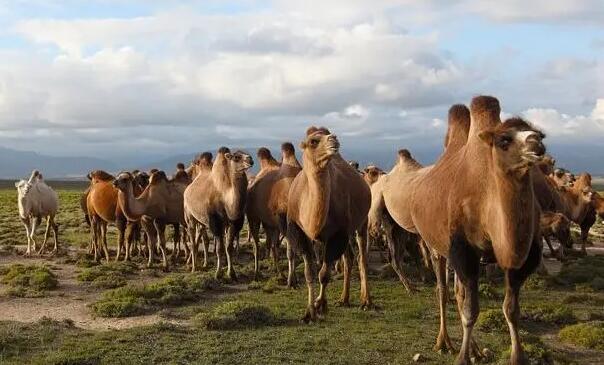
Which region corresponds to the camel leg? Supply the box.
[51,215,58,254]
[38,216,52,255]
[181,225,191,263]
[504,238,541,365]
[225,224,237,280]
[432,254,454,353]
[268,228,282,278]
[580,224,590,254]
[543,236,556,258]
[21,217,32,256]
[385,223,416,293]
[90,217,99,262]
[287,221,317,322]
[142,218,156,267]
[286,239,298,288]
[315,260,330,315]
[338,243,353,306]
[215,235,225,279]
[201,229,210,268]
[356,223,373,309]
[124,223,134,261]
[187,223,198,272]
[30,217,40,253]
[115,218,126,261]
[154,221,169,270]
[101,222,110,263]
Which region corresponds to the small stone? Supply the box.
[412,353,423,362]
[482,347,493,359]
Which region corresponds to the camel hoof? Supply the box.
[359,301,379,312]
[336,299,351,307]
[433,340,455,354]
[314,298,328,315]
[301,307,317,324]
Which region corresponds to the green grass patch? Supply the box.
[562,293,604,306]
[0,317,76,361]
[91,273,220,317]
[0,264,58,297]
[77,261,137,289]
[559,322,604,351]
[522,304,576,325]
[476,309,507,332]
[194,300,286,330]
[556,256,604,291]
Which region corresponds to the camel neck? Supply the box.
[118,182,147,221]
[300,167,330,239]
[224,172,248,221]
[282,154,301,169]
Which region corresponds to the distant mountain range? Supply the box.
[1,143,602,179]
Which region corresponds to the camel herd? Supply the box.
[14,95,604,365]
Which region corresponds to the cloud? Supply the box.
[522,99,604,140]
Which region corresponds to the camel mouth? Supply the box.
[326,136,340,154]
[521,151,543,163]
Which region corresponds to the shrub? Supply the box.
[478,283,500,300]
[90,273,220,318]
[501,333,554,365]
[559,322,604,350]
[562,293,604,306]
[557,256,604,291]
[194,301,282,330]
[0,264,58,297]
[77,262,137,289]
[522,304,576,325]
[476,309,507,332]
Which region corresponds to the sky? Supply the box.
[0,0,603,169]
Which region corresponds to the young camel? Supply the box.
[386,96,547,365]
[183,148,253,277]
[287,127,372,322]
[247,143,302,283]
[113,170,187,269]
[557,173,594,253]
[540,212,571,258]
[15,170,59,255]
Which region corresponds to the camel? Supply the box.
[246,143,302,283]
[385,96,546,365]
[86,170,127,262]
[556,173,594,253]
[551,168,575,187]
[286,126,372,322]
[15,170,59,255]
[172,163,192,185]
[540,212,571,259]
[183,148,253,277]
[113,170,188,269]
[593,192,604,219]
[363,165,385,186]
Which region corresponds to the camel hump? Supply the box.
[281,142,295,155]
[398,149,412,159]
[176,162,185,170]
[257,147,273,160]
[195,152,213,166]
[445,104,471,149]
[89,170,114,182]
[469,95,501,135]
[150,170,168,185]
[306,126,330,136]
[218,147,231,155]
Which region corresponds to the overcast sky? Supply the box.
[0,0,603,167]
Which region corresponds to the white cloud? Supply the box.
[522,99,604,139]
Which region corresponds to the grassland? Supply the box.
[0,184,603,364]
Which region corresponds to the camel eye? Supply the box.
[495,135,513,150]
[310,139,319,147]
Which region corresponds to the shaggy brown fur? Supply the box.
[183,148,253,276]
[247,143,302,282]
[287,126,372,322]
[172,162,192,185]
[386,97,546,365]
[557,173,595,253]
[540,212,571,259]
[113,170,188,269]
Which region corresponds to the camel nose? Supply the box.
[112,180,119,187]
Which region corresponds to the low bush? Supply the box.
[194,300,283,330]
[0,264,58,297]
[559,322,604,351]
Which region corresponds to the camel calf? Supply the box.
[540,212,571,259]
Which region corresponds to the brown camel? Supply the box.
[385,96,546,365]
[113,170,188,269]
[540,212,571,259]
[362,165,385,186]
[183,148,253,277]
[172,162,192,185]
[286,126,372,322]
[247,143,302,283]
[86,170,126,262]
[593,191,604,219]
[556,173,594,253]
[551,168,575,187]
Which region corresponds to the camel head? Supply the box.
[536,155,555,175]
[363,164,384,185]
[225,150,254,174]
[300,126,340,170]
[133,171,150,189]
[478,117,546,176]
[348,160,360,171]
[112,172,135,192]
[88,170,114,183]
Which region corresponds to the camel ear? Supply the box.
[299,141,307,150]
[224,153,233,160]
[478,130,494,146]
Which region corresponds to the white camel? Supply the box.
[15,170,59,255]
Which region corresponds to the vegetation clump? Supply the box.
[559,322,604,350]
[0,264,58,297]
[522,304,576,325]
[478,282,500,299]
[476,309,507,332]
[562,293,604,306]
[91,273,220,317]
[77,261,137,289]
[501,332,555,365]
[556,256,604,291]
[194,300,283,330]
